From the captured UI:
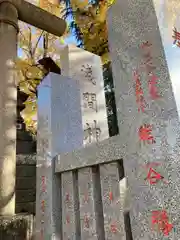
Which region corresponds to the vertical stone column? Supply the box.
[107,0,180,239]
[68,45,109,146]
[59,44,69,77]
[60,44,109,146]
[0,1,18,215]
[36,73,83,239]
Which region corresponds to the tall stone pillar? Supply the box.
[36,73,83,239]
[107,0,180,239]
[0,1,18,215]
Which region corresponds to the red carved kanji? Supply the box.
[151,210,173,236]
[66,215,70,224]
[133,70,146,112]
[41,200,45,212]
[143,163,168,184]
[41,176,45,183]
[140,41,152,49]
[172,27,180,47]
[109,192,113,201]
[140,41,156,74]
[145,168,164,184]
[110,223,118,233]
[41,176,46,192]
[40,229,44,240]
[83,193,88,203]
[148,73,160,99]
[84,215,90,228]
[138,124,155,144]
[142,52,156,74]
[143,52,153,64]
[65,193,70,202]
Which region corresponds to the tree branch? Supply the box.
[32,30,44,56]
[28,26,33,59]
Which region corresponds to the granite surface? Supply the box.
[107,0,180,239]
[55,134,124,173]
[60,45,109,146]
[60,161,127,240]
[35,73,83,239]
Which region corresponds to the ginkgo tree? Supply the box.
[16,0,66,134]
[62,0,115,64]
[17,0,116,135]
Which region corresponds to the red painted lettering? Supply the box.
[151,210,173,236]
[138,124,155,144]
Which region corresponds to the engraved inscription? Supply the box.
[40,175,46,238]
[142,163,168,185]
[172,27,180,48]
[133,70,146,112]
[83,120,101,144]
[138,124,155,144]
[83,92,97,111]
[81,64,96,85]
[151,210,173,236]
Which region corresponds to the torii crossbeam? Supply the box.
[0,0,66,216]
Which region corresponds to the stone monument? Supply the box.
[59,44,109,146]
[36,73,83,239]
[107,0,180,238]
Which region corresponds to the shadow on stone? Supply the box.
[0,214,34,240]
[124,211,133,240]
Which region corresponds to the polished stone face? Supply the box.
[60,45,109,146]
[35,73,83,239]
[107,0,180,239]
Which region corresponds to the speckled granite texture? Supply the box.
[59,44,109,146]
[36,0,180,238]
[35,73,83,239]
[36,72,128,239]
[107,0,180,239]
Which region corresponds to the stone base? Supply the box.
[0,214,34,240]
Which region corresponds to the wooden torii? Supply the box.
[0,0,66,216]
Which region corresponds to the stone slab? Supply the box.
[78,167,100,240]
[107,0,180,239]
[55,135,124,173]
[35,73,83,239]
[100,162,126,240]
[60,44,109,146]
[61,171,80,240]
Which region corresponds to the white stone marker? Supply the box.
[59,44,109,146]
[35,73,83,239]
